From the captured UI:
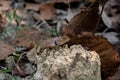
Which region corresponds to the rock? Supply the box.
[33,45,101,80]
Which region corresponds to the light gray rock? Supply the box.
[33,45,101,80]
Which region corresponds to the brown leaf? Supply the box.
[49,0,80,3]
[0,41,15,60]
[106,66,120,80]
[26,42,37,62]
[70,6,99,34]
[62,4,99,35]
[39,35,70,48]
[26,3,40,11]
[39,3,56,20]
[0,0,11,11]
[13,37,35,51]
[12,27,41,47]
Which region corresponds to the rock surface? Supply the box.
[33,45,101,80]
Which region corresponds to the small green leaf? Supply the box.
[49,29,57,36]
[2,29,8,37]
[13,9,17,19]
[6,12,12,21]
[15,26,22,30]
[13,9,19,19]
[0,68,12,73]
[12,75,17,80]
[13,54,20,61]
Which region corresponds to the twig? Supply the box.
[16,52,26,65]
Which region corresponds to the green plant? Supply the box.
[12,75,17,80]
[6,9,19,22]
[0,9,22,40]
[49,29,58,36]
[6,12,12,22]
[0,68,12,73]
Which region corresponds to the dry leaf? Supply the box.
[12,27,41,47]
[0,41,15,60]
[39,35,70,48]
[26,42,37,62]
[49,0,80,3]
[62,4,99,35]
[106,66,120,80]
[25,35,70,62]
[26,3,40,11]
[69,9,99,33]
[0,0,11,11]
[39,3,56,20]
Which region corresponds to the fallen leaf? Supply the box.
[12,27,41,47]
[62,3,99,35]
[26,3,40,11]
[39,35,70,48]
[16,9,28,19]
[49,0,80,3]
[106,66,120,80]
[0,0,11,11]
[26,42,37,62]
[39,3,57,20]
[0,41,15,60]
[69,6,99,34]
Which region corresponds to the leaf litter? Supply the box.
[0,0,120,80]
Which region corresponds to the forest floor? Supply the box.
[0,0,120,80]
